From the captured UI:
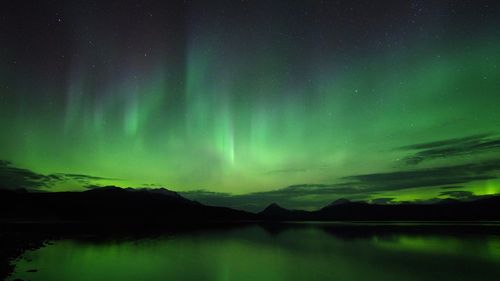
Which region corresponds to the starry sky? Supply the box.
[1,0,500,211]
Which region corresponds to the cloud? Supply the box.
[3,157,500,212]
[0,160,115,190]
[254,184,360,196]
[0,160,57,190]
[274,160,500,199]
[264,164,330,175]
[369,197,395,204]
[265,168,310,174]
[399,133,500,165]
[439,190,476,200]
[180,190,277,211]
[183,159,500,211]
[53,173,117,185]
[440,186,464,189]
[177,180,406,211]
[342,160,500,192]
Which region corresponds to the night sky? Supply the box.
[1,0,500,211]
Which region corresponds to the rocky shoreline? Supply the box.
[0,232,48,281]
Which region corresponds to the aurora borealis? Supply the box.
[1,0,500,211]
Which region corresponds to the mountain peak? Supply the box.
[139,187,182,198]
[328,198,351,206]
[266,202,283,209]
[259,202,290,215]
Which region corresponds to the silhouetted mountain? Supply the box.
[0,187,255,223]
[261,203,289,214]
[315,200,371,220]
[256,196,500,221]
[1,188,500,223]
[258,203,310,221]
[325,198,352,207]
[312,196,500,221]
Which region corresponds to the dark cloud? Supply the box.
[0,160,114,190]
[439,190,476,200]
[369,198,395,204]
[265,168,310,174]
[180,190,272,212]
[181,185,361,212]
[400,133,500,165]
[183,159,500,211]
[257,184,360,196]
[440,186,464,189]
[400,134,491,150]
[53,173,117,185]
[276,160,500,202]
[343,160,500,192]
[59,174,112,180]
[265,164,330,175]
[0,160,57,190]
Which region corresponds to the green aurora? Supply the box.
[1,1,500,211]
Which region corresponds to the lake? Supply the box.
[6,223,500,281]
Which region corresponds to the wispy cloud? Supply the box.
[439,190,476,200]
[264,164,330,175]
[0,160,57,190]
[342,160,500,191]
[399,133,500,165]
[53,173,118,185]
[0,160,116,190]
[183,159,500,211]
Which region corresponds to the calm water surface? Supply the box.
[7,224,500,281]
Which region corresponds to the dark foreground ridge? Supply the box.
[0,187,256,223]
[1,187,500,223]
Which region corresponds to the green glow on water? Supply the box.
[8,225,500,281]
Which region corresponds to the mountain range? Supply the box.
[1,187,500,223]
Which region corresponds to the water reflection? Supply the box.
[8,223,500,281]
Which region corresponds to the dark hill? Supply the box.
[0,187,255,223]
[259,203,310,221]
[325,198,352,207]
[256,196,500,221]
[312,196,500,221]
